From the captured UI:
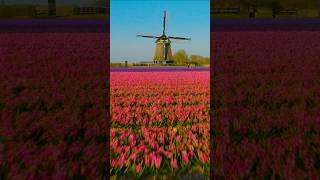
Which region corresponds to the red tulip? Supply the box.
[171,158,178,169]
[182,151,189,164]
[136,163,142,174]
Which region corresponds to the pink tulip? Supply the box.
[182,151,189,164]
[154,156,162,169]
[176,135,181,142]
[136,163,142,174]
[144,154,150,167]
[131,153,137,161]
[171,158,178,169]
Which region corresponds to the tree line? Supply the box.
[173,50,210,66]
[213,0,320,9]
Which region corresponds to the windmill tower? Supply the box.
[137,11,191,65]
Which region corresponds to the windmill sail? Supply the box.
[137,35,159,38]
[168,36,191,40]
[163,11,166,35]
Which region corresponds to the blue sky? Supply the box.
[111,0,210,63]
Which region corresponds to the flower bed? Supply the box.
[110,72,210,178]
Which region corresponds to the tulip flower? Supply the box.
[171,158,178,169]
[182,151,189,164]
[136,163,142,174]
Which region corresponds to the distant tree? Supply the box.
[189,55,210,66]
[241,0,258,8]
[48,0,56,16]
[94,0,107,6]
[173,50,188,65]
[214,0,241,7]
[189,55,202,66]
[215,0,320,9]
[256,0,280,8]
[279,0,319,9]
[203,57,210,64]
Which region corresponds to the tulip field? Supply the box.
[3,19,320,179]
[212,30,320,178]
[110,71,210,178]
[0,32,108,179]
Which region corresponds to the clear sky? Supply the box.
[111,0,210,63]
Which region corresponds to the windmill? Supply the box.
[137,11,191,65]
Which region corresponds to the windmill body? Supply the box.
[154,38,173,64]
[137,11,190,65]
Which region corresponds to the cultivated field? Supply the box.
[212,29,320,178]
[110,71,210,179]
[0,32,108,179]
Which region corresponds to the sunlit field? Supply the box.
[212,30,320,178]
[0,32,108,179]
[110,71,210,178]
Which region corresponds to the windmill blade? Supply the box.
[168,36,191,40]
[163,10,166,35]
[137,35,160,38]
